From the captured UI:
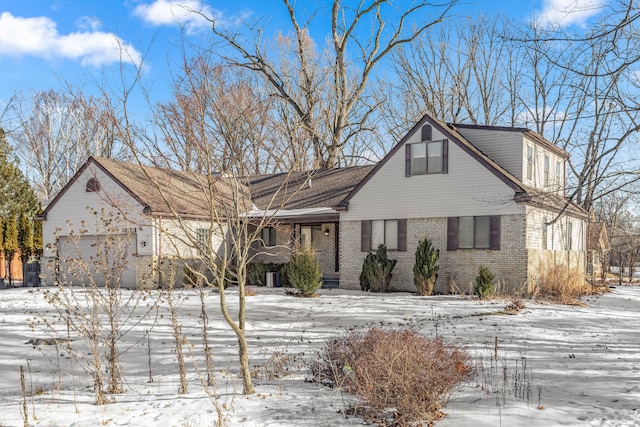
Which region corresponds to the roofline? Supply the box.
[337,114,525,208]
[451,122,569,159]
[450,122,530,132]
[514,194,590,220]
[40,156,150,219]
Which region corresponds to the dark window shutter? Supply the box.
[442,139,449,174]
[397,219,407,252]
[489,216,501,250]
[269,227,277,246]
[361,220,371,252]
[447,217,458,251]
[421,125,432,141]
[405,144,412,177]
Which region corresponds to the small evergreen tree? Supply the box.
[474,266,495,299]
[359,253,375,291]
[413,239,439,296]
[360,244,397,293]
[287,247,322,297]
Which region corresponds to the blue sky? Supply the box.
[0,0,607,116]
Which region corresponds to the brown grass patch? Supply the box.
[537,264,610,305]
[311,328,471,426]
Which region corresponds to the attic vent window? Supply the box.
[86,178,100,192]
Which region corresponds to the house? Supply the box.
[243,167,373,285]
[38,157,370,288]
[336,114,588,293]
[38,157,247,288]
[40,113,587,293]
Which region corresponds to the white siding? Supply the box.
[153,218,227,260]
[522,135,565,193]
[526,206,585,251]
[455,128,524,180]
[42,163,148,260]
[342,129,525,221]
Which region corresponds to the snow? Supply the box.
[0,285,639,426]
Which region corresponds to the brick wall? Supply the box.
[340,214,529,294]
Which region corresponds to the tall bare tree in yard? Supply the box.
[8,89,131,201]
[200,0,459,168]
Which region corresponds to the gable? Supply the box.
[341,117,525,220]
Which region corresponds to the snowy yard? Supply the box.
[0,285,639,426]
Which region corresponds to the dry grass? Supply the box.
[503,300,526,315]
[311,328,471,426]
[536,264,610,305]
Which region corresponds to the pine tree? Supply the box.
[0,129,38,219]
[3,216,18,285]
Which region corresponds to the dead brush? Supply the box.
[503,300,525,315]
[251,350,304,381]
[536,263,610,305]
[310,327,472,426]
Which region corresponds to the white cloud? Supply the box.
[133,0,219,33]
[0,12,142,66]
[534,0,607,29]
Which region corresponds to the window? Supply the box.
[567,221,573,250]
[458,216,490,249]
[447,216,500,251]
[196,228,209,248]
[361,219,407,252]
[421,124,432,141]
[372,220,398,250]
[86,178,100,192]
[405,140,448,176]
[555,161,562,186]
[544,155,550,187]
[526,146,533,180]
[261,227,277,247]
[542,217,548,250]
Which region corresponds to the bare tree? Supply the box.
[198,0,458,168]
[8,89,131,201]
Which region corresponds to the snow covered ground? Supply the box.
[0,285,639,426]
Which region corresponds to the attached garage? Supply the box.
[57,234,137,288]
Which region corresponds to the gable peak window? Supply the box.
[421,124,432,141]
[86,178,100,192]
[405,139,448,177]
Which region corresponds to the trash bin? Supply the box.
[265,272,281,288]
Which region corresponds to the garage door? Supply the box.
[58,234,137,288]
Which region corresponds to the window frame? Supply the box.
[567,221,573,250]
[406,139,448,177]
[261,226,277,247]
[86,178,100,192]
[457,216,491,249]
[447,216,500,251]
[195,228,209,248]
[526,146,534,180]
[361,219,407,252]
[542,217,548,250]
[544,155,550,187]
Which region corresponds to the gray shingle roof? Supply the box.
[245,166,375,211]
